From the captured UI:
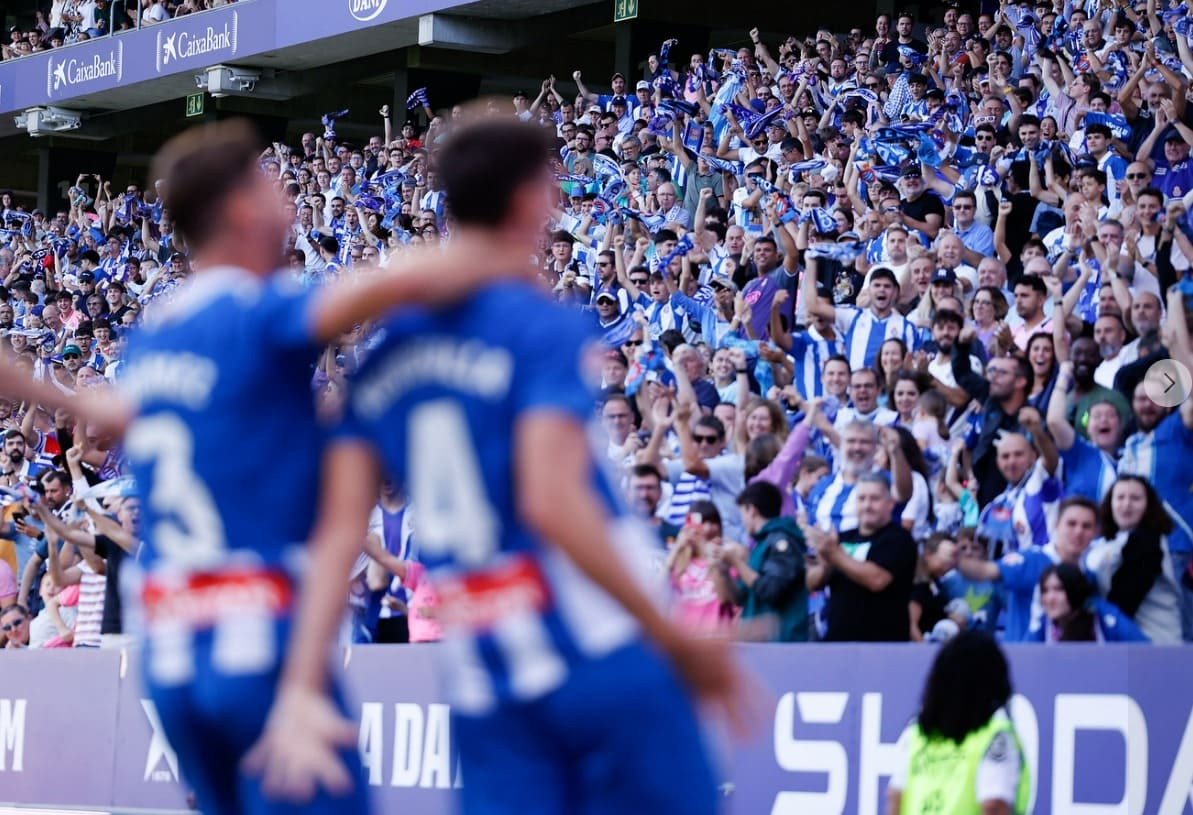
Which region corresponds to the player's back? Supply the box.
[122,268,325,574]
[345,281,645,713]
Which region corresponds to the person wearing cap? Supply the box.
[670,266,739,349]
[572,69,628,113]
[594,289,632,347]
[608,95,634,137]
[949,190,995,267]
[804,258,920,371]
[898,163,945,240]
[1140,117,1193,199]
[632,80,655,121]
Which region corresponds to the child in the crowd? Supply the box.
[940,528,1003,634]
[910,533,961,641]
[911,389,950,475]
[666,501,736,634]
[29,573,77,649]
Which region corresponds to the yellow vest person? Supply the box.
[887,631,1032,815]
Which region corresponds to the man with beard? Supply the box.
[1065,337,1129,437]
[1047,362,1123,503]
[926,309,983,408]
[804,262,919,370]
[1,429,41,482]
[806,421,911,533]
[1093,313,1130,389]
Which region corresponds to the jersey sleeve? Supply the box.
[511,302,599,421]
[974,729,1024,808]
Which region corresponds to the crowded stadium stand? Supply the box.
[1,0,1193,812]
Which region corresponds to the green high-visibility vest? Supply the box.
[901,712,1032,815]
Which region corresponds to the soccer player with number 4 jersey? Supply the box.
[68,120,525,815]
[248,117,751,814]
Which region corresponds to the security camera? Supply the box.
[14,106,81,137]
[197,65,261,98]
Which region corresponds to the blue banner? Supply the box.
[0,0,475,116]
[1,645,1191,814]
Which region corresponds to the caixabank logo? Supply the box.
[46,42,123,98]
[156,11,239,74]
[349,0,389,22]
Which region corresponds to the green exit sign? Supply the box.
[614,0,637,22]
[185,92,204,118]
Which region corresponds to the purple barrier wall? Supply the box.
[1,645,1191,814]
[0,0,472,117]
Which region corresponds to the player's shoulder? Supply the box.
[140,266,266,333]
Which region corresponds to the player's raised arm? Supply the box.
[0,361,131,437]
[514,409,751,734]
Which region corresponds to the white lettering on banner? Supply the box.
[157,13,238,73]
[1008,695,1041,814]
[772,692,849,815]
[1159,707,1193,814]
[357,702,460,789]
[0,699,26,773]
[140,699,180,783]
[769,691,1048,815]
[858,693,901,815]
[46,43,123,97]
[348,0,389,22]
[1053,694,1147,815]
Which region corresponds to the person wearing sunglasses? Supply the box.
[0,603,29,649]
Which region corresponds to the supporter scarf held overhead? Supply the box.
[405,88,429,111]
[322,109,349,141]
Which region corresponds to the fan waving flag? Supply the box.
[406,88,429,110]
[321,109,349,140]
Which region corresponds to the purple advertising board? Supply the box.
[1,645,1192,814]
[0,0,480,117]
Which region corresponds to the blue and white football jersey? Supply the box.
[341,281,646,714]
[121,267,326,573]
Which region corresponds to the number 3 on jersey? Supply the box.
[125,413,227,567]
[408,400,499,568]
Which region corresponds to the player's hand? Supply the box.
[242,686,359,803]
[662,631,765,739]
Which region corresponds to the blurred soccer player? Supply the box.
[99,120,520,815]
[248,117,749,814]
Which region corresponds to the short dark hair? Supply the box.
[629,463,663,482]
[151,119,262,249]
[437,117,552,228]
[1058,495,1100,524]
[736,480,783,519]
[933,308,965,329]
[695,415,726,440]
[1015,274,1047,295]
